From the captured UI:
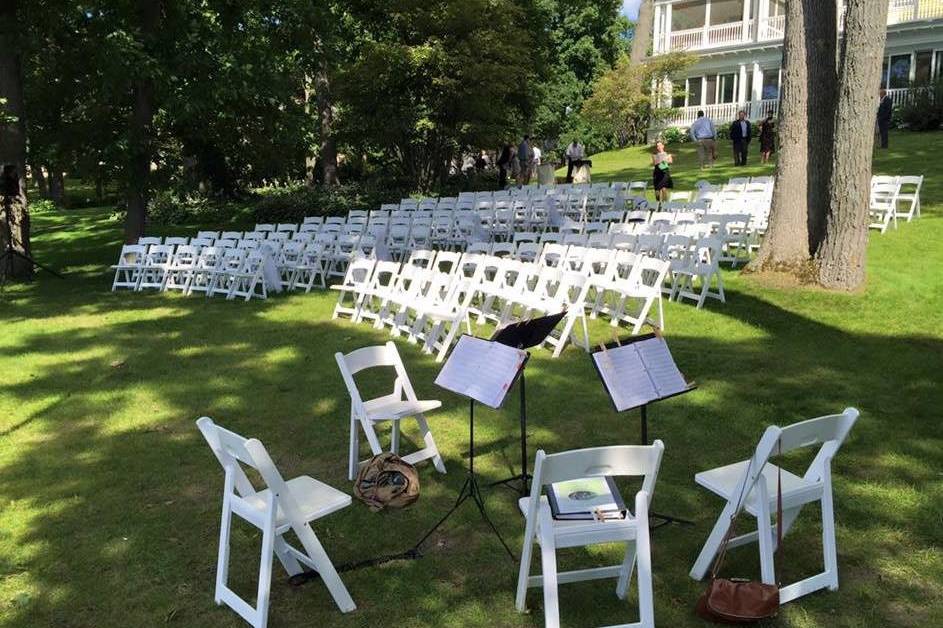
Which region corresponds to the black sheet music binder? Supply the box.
[591,333,696,413]
[491,312,566,350]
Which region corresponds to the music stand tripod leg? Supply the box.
[488,372,532,497]
[640,403,694,528]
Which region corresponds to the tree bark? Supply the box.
[0,0,32,280]
[804,0,838,253]
[631,1,653,64]
[48,167,65,206]
[815,0,889,289]
[315,63,340,187]
[124,0,161,243]
[31,163,47,198]
[746,0,809,272]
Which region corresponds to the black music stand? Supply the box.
[591,333,696,529]
[410,335,528,560]
[488,312,566,497]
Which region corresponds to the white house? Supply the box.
[653,0,943,128]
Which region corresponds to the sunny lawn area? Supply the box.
[0,131,941,628]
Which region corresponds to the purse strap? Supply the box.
[709,438,783,582]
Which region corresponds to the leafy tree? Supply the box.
[581,52,695,147]
[337,0,541,190]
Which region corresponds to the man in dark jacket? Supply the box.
[877,89,893,149]
[729,111,752,166]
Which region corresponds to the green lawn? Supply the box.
[1,131,941,628]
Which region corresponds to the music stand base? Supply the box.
[650,510,695,530]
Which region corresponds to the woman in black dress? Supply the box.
[759,113,775,163]
[651,140,674,203]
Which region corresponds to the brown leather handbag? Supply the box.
[696,442,783,624]
[354,453,420,511]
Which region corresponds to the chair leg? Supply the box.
[295,523,356,613]
[821,472,839,591]
[215,487,234,605]
[516,524,536,612]
[415,414,446,474]
[615,542,637,600]
[391,419,401,455]
[538,512,561,628]
[756,504,776,586]
[360,418,384,457]
[690,502,736,580]
[255,510,277,628]
[272,536,303,576]
[348,415,360,481]
[634,494,655,628]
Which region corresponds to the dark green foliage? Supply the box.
[660,127,689,145]
[898,81,943,131]
[251,183,407,225]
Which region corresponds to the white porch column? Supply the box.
[653,4,662,53]
[703,1,712,48]
[665,3,673,51]
[758,0,769,39]
[701,76,708,107]
[752,62,763,101]
[738,64,748,106]
[751,0,762,41]
[741,0,751,42]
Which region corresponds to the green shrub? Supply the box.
[659,127,689,145]
[28,198,58,214]
[898,81,943,131]
[251,182,408,225]
[147,190,232,225]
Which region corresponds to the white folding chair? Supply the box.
[136,244,175,291]
[196,417,356,628]
[330,257,375,320]
[137,236,162,246]
[110,244,147,291]
[896,175,922,221]
[335,342,447,480]
[690,408,859,605]
[516,443,664,628]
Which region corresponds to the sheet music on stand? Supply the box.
[592,335,689,412]
[435,335,528,409]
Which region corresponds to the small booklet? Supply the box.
[592,336,688,412]
[545,476,626,521]
[435,335,528,409]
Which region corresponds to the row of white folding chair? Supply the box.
[871,175,923,224]
[113,243,268,300]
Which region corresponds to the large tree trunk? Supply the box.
[315,63,340,187]
[815,0,889,289]
[631,0,653,64]
[0,0,32,281]
[31,163,47,198]
[48,166,65,206]
[124,0,161,243]
[746,0,809,272]
[804,0,838,253]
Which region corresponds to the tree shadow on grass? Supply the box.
[0,280,941,627]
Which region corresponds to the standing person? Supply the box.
[651,140,674,204]
[877,89,893,149]
[565,139,584,183]
[517,135,533,185]
[759,112,775,163]
[689,111,717,168]
[729,110,752,166]
[497,144,512,189]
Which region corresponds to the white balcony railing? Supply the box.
[660,99,781,129]
[665,20,752,52]
[657,1,943,54]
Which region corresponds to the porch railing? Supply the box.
[659,99,780,129]
[657,1,943,54]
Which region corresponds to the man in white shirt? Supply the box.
[532,145,542,167]
[565,140,585,182]
[689,111,716,168]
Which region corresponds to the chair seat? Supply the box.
[695,460,820,514]
[248,476,351,529]
[518,496,638,549]
[362,398,441,422]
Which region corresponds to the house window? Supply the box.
[673,1,707,31]
[882,58,889,88]
[705,75,718,105]
[688,77,704,107]
[719,73,737,103]
[888,54,912,88]
[710,0,745,25]
[744,72,753,102]
[915,50,932,84]
[761,70,780,100]
[768,0,786,17]
[934,51,943,79]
